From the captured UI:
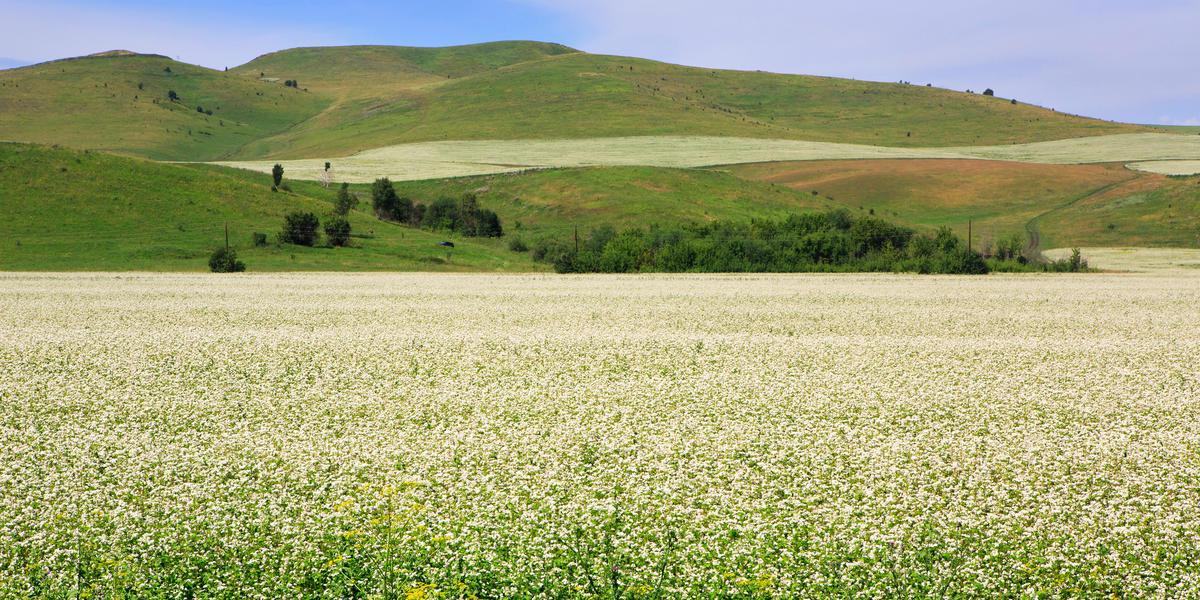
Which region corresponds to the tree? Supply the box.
[208,247,245,272]
[271,164,284,187]
[167,90,179,102]
[324,216,351,247]
[333,182,359,216]
[280,212,319,246]
[983,88,995,96]
[478,209,503,238]
[371,178,400,219]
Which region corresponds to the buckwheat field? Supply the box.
[3,272,1199,598]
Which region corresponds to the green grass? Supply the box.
[1038,175,1200,248]
[0,143,541,271]
[383,165,832,240]
[0,53,328,161]
[2,43,1158,162]
[235,51,1150,158]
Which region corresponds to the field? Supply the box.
[1128,161,1200,176]
[2,272,1199,597]
[215,133,1200,183]
[0,143,536,272]
[1044,247,1200,271]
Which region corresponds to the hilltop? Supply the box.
[1,41,1153,161]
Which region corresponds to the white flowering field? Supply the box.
[214,133,1200,182]
[3,272,1199,598]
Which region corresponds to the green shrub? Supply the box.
[280,212,319,246]
[208,247,245,273]
[324,216,351,247]
[508,237,529,252]
[252,232,268,247]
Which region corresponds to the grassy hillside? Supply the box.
[1038,175,1200,248]
[0,143,539,271]
[384,166,832,239]
[1,43,1154,162]
[0,53,328,160]
[726,159,1200,249]
[236,50,1149,158]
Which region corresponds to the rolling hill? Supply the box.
[1,42,1156,162]
[0,143,537,271]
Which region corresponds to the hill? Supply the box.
[1,42,1155,161]
[725,159,1200,250]
[383,166,831,239]
[233,49,1149,159]
[0,143,538,271]
[0,53,328,160]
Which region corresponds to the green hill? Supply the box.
[1,43,1154,162]
[235,50,1148,159]
[0,143,537,271]
[0,52,329,161]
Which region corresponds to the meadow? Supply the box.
[215,133,1200,183]
[3,272,1199,597]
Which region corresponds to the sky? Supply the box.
[2,0,1197,125]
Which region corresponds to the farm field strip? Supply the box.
[1127,160,1200,176]
[1044,247,1200,272]
[3,272,1200,597]
[213,133,1200,182]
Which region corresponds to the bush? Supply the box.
[983,88,995,96]
[280,212,319,246]
[208,247,245,273]
[508,237,529,252]
[252,232,268,247]
[272,164,284,187]
[167,90,179,101]
[324,216,351,247]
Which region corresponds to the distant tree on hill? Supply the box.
[196,105,204,113]
[167,90,179,102]
[333,182,358,216]
[983,88,995,96]
[280,212,319,246]
[271,164,284,187]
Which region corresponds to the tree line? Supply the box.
[527,210,991,274]
[370,178,502,238]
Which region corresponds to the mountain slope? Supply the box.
[236,50,1150,159]
[0,53,328,160]
[1,43,1156,162]
[0,143,537,271]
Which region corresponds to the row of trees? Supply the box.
[530,210,990,274]
[370,178,502,237]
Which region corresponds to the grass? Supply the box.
[724,159,1142,245]
[231,50,1149,158]
[1036,175,1200,248]
[3,43,1158,162]
[0,53,328,161]
[215,133,1200,183]
[0,143,540,271]
[383,165,831,238]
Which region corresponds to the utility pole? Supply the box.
[574,225,579,254]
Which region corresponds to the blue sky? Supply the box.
[3,0,1198,126]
